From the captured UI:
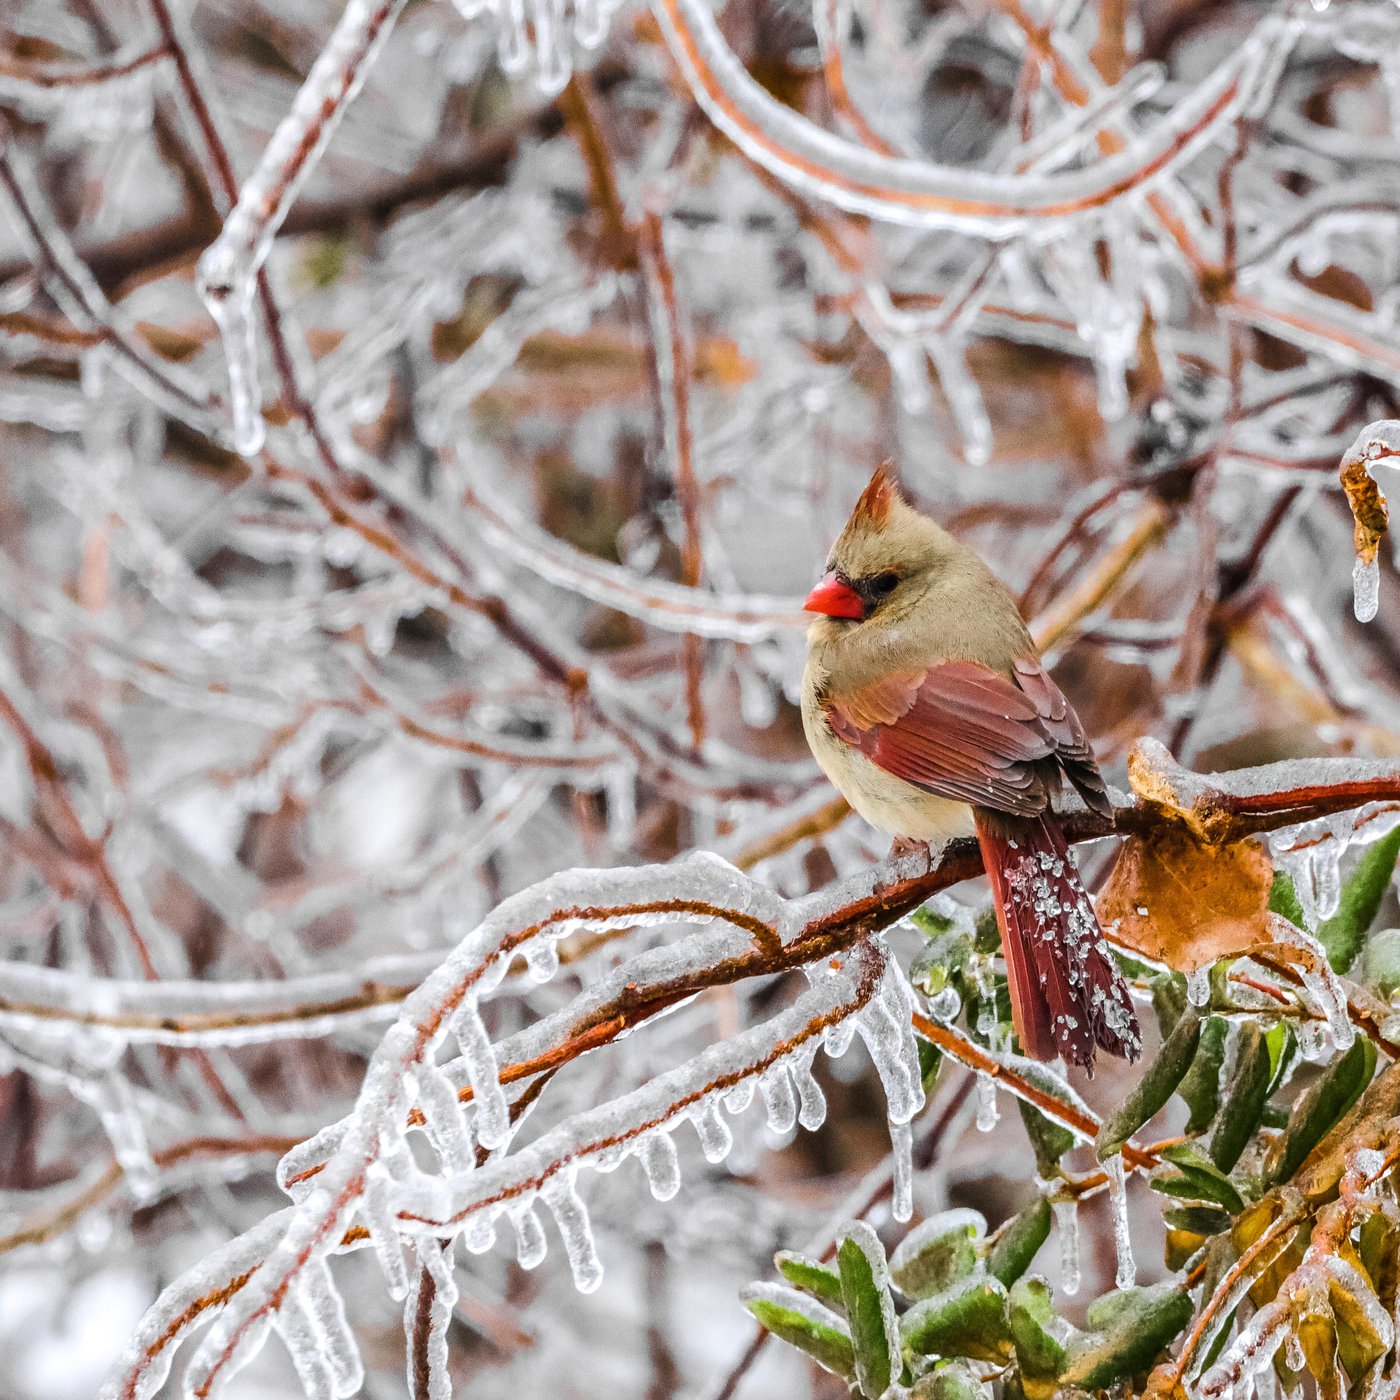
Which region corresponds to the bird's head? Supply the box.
[804,465,958,624]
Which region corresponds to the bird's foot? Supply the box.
[874,837,933,897]
[890,836,935,870]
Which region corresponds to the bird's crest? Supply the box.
[852,464,900,528]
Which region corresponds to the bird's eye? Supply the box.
[870,572,899,596]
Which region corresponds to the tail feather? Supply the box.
[975,812,1141,1070]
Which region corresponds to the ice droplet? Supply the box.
[510,1201,548,1269]
[975,1073,999,1132]
[1186,967,1212,1007]
[1105,1153,1137,1289]
[1354,554,1380,623]
[1053,1197,1081,1295]
[690,1098,733,1163]
[636,1130,682,1201]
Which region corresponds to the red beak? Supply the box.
[803,572,865,620]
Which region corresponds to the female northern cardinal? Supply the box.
[801,466,1140,1070]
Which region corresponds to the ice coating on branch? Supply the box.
[1267,915,1355,1050]
[1105,1153,1136,1289]
[1053,1197,1081,1296]
[405,1240,459,1400]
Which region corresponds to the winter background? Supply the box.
[2,0,1400,1397]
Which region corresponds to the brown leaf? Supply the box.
[1098,826,1274,972]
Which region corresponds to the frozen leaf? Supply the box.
[1316,824,1400,973]
[1362,928,1400,998]
[902,1277,1013,1362]
[1099,829,1274,973]
[775,1251,844,1306]
[1263,1037,1377,1187]
[1008,1276,1067,1381]
[1150,1143,1246,1214]
[1209,1023,1273,1172]
[1178,1016,1228,1135]
[1097,1006,1202,1160]
[1060,1284,1193,1389]
[838,1223,901,1399]
[742,1284,855,1382]
[890,1210,986,1300]
[1018,1100,1075,1177]
[986,1197,1051,1288]
[909,1360,992,1400]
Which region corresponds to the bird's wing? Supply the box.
[823,658,1107,818]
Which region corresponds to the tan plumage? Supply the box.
[800,466,1140,1069]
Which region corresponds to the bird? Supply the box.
[800,465,1141,1070]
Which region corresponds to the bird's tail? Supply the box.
[974,811,1141,1070]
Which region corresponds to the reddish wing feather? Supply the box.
[825,659,1071,818]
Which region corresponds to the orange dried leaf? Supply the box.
[1098,827,1274,972]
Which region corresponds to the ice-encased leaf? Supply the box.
[986,1197,1051,1288]
[889,1209,986,1300]
[838,1222,901,1400]
[902,1276,1013,1361]
[776,1250,844,1305]
[1060,1284,1193,1389]
[1096,1006,1201,1160]
[741,1283,855,1381]
[1210,1022,1272,1172]
[1264,1035,1376,1187]
[1008,1276,1067,1379]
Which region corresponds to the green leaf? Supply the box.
[909,1361,992,1400]
[839,1224,900,1399]
[1060,1285,1193,1389]
[1161,1204,1233,1236]
[1150,1144,1246,1213]
[1270,871,1308,929]
[890,1210,985,1300]
[1097,1007,1202,1160]
[743,1286,855,1381]
[917,1036,943,1092]
[1018,1100,1075,1178]
[1318,825,1400,973]
[912,905,958,938]
[987,1198,1051,1287]
[775,1250,843,1306]
[1178,1016,1227,1134]
[1209,1023,1271,1172]
[1151,971,1189,1036]
[1264,1023,1297,1096]
[1264,1036,1377,1187]
[1007,1277,1066,1379]
[910,927,972,997]
[1362,928,1400,999]
[902,1278,1013,1362]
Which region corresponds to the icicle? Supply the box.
[635,1130,682,1201]
[1314,841,1343,921]
[1053,1197,1081,1295]
[890,1119,915,1223]
[509,1200,548,1269]
[1354,554,1380,623]
[824,1017,857,1059]
[690,1098,734,1163]
[464,1210,497,1255]
[453,1004,510,1150]
[411,1065,475,1175]
[361,1162,410,1300]
[278,1286,338,1400]
[974,1073,999,1133]
[202,282,265,456]
[1186,967,1212,1007]
[1105,1154,1137,1288]
[759,1065,798,1135]
[790,1054,828,1131]
[300,1259,363,1398]
[855,954,925,1125]
[541,1167,604,1293]
[1284,1327,1305,1373]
